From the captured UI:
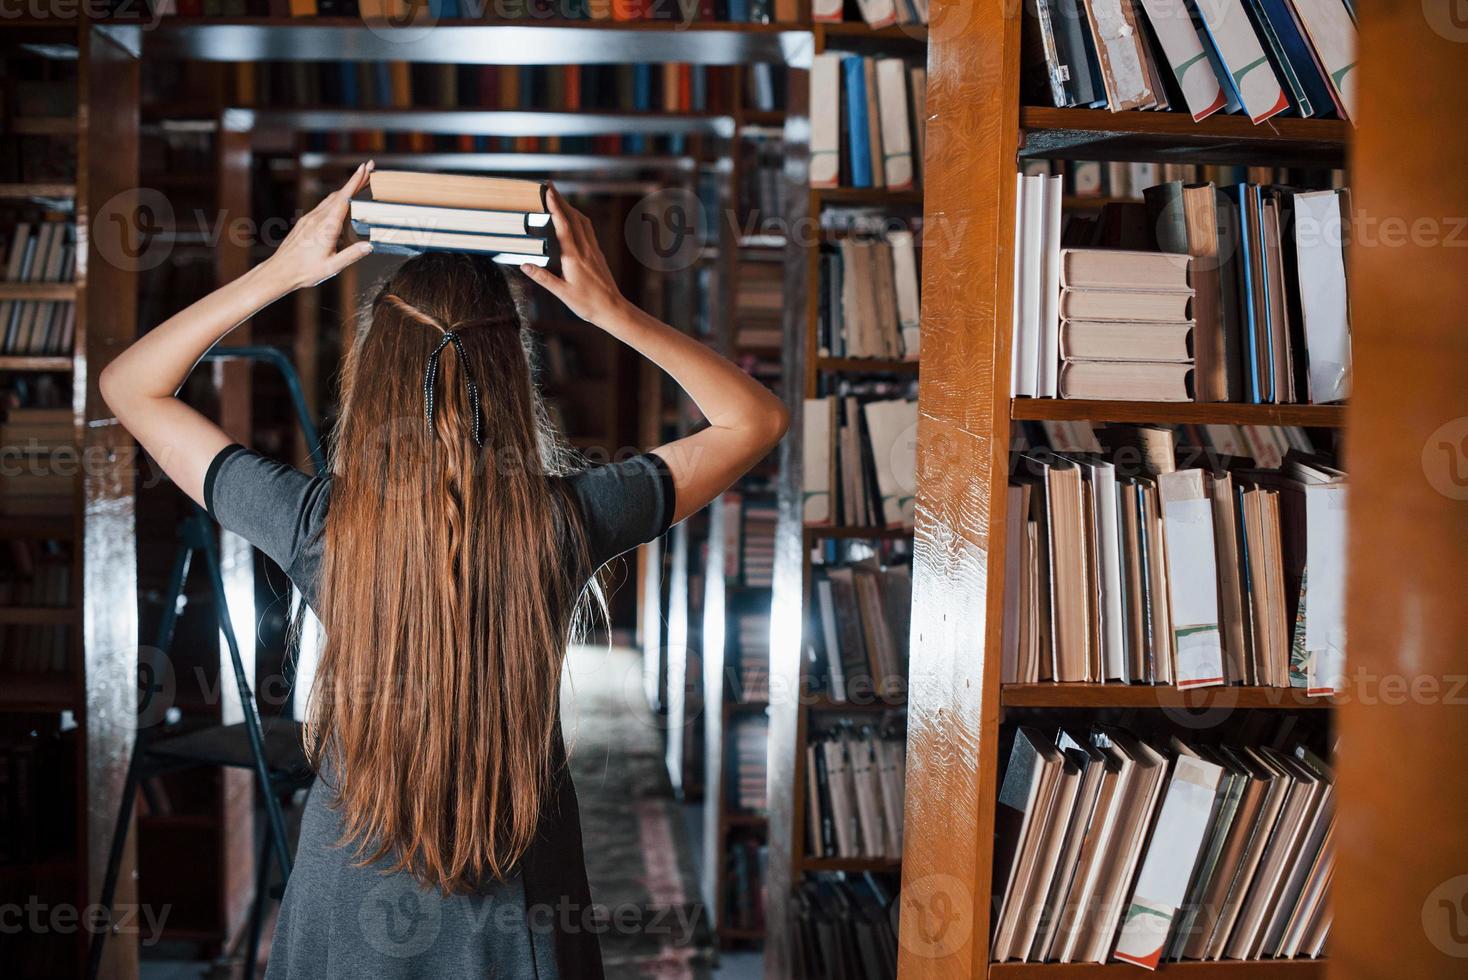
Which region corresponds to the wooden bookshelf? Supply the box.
[892,5,1363,979]
[0,23,141,980]
[1001,684,1335,711]
[1010,399,1348,428]
[988,963,1325,979]
[762,21,926,975]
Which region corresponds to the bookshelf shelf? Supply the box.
[803,524,911,541]
[0,673,74,714]
[805,695,906,712]
[815,186,923,206]
[0,182,76,200]
[7,117,77,136]
[230,107,737,139]
[988,962,1326,979]
[143,20,814,67]
[816,356,919,373]
[799,856,903,873]
[1010,399,1347,428]
[1018,107,1350,165]
[0,356,74,372]
[0,606,81,625]
[0,514,74,538]
[814,22,928,43]
[1001,684,1335,711]
[0,282,78,301]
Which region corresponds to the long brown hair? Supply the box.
[308,251,594,893]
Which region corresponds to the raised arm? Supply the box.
[99,163,375,507]
[522,187,789,524]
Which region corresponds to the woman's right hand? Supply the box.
[520,186,626,325]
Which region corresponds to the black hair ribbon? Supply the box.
[423,330,483,447]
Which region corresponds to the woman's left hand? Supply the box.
[265,160,376,291]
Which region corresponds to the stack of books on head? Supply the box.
[732,609,771,703]
[1012,173,1353,405]
[804,722,906,862]
[350,172,556,268]
[818,232,921,361]
[793,874,900,980]
[1023,0,1357,124]
[809,53,926,191]
[1003,427,1347,695]
[803,394,918,529]
[809,559,911,703]
[1,220,77,356]
[731,714,770,814]
[993,725,1334,967]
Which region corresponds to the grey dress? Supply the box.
[204,445,676,980]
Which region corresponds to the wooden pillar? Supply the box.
[1335,7,1468,980]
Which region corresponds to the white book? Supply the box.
[854,0,898,28]
[1136,0,1230,120]
[351,199,550,236]
[802,397,835,526]
[888,228,921,357]
[1192,0,1291,123]
[848,734,886,857]
[811,0,842,20]
[862,398,919,529]
[810,54,843,189]
[1287,0,1358,122]
[1092,460,1127,682]
[815,579,847,701]
[1039,174,1064,397]
[875,57,915,191]
[1302,478,1347,695]
[1292,190,1351,403]
[1011,173,1034,397]
[1112,749,1226,970]
[1159,471,1226,689]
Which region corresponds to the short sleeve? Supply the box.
[565,452,676,572]
[205,444,331,602]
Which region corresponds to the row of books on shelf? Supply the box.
[792,873,899,980]
[813,0,926,27]
[736,136,787,233]
[1,221,77,357]
[818,233,920,361]
[995,724,1333,967]
[1032,158,1346,206]
[1,406,75,519]
[724,833,768,933]
[1024,0,1357,124]
[804,721,905,861]
[0,545,71,677]
[730,610,770,702]
[162,0,808,21]
[803,394,917,529]
[808,559,909,703]
[236,61,712,114]
[0,728,74,866]
[724,491,777,588]
[1011,174,1351,404]
[1003,424,1346,693]
[730,712,769,813]
[810,53,925,192]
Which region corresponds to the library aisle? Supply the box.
[560,645,714,980]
